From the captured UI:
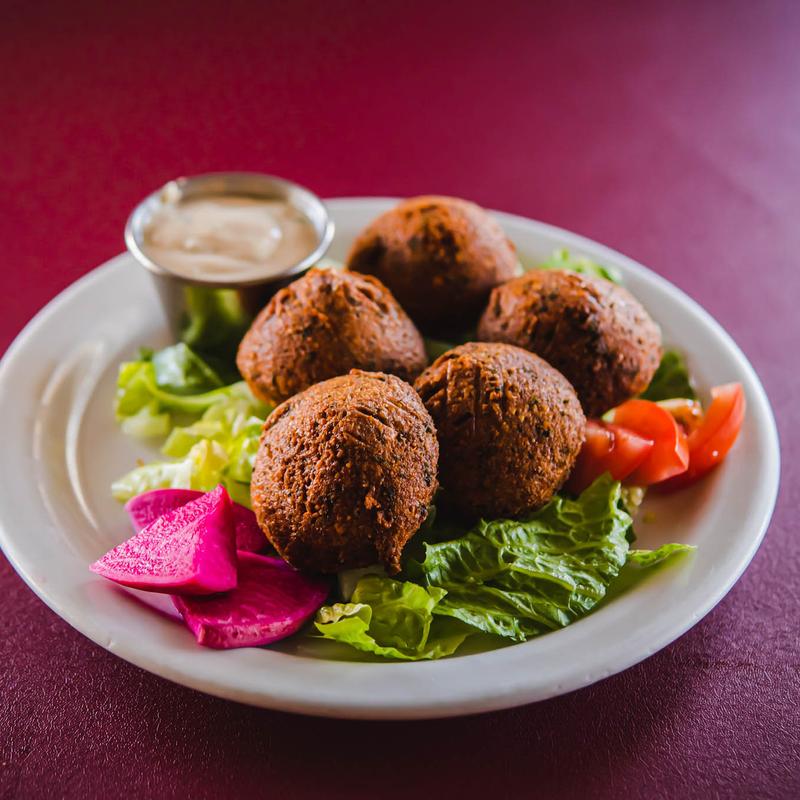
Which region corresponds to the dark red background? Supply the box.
[2,1,798,797]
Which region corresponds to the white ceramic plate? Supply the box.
[0,199,779,719]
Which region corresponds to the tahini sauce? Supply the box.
[143,195,318,282]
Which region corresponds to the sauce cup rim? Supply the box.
[124,171,335,288]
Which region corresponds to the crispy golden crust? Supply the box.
[251,371,438,574]
[478,269,661,417]
[236,268,427,405]
[414,342,585,520]
[346,196,517,337]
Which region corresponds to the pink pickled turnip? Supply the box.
[92,485,237,594]
[172,552,331,649]
[124,488,266,553]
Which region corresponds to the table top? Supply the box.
[2,1,798,797]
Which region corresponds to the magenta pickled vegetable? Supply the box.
[92,485,237,594]
[125,488,266,553]
[172,552,330,649]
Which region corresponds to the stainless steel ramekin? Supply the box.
[124,172,335,341]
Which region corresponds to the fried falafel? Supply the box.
[346,196,517,337]
[478,269,661,416]
[251,370,438,574]
[414,342,585,520]
[236,268,427,405]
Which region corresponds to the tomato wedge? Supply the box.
[567,420,654,494]
[610,399,690,485]
[660,383,746,490]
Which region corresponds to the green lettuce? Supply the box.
[118,402,171,439]
[336,565,388,603]
[179,286,251,380]
[627,543,696,568]
[599,542,696,607]
[423,328,477,362]
[149,342,224,394]
[413,475,633,641]
[424,337,456,362]
[315,575,471,660]
[640,349,697,401]
[541,248,621,283]
[111,439,230,502]
[115,345,254,428]
[620,485,647,516]
[314,479,694,660]
[112,349,271,506]
[161,385,268,482]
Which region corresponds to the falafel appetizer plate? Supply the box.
[0,189,779,719]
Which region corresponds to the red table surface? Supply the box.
[2,1,798,797]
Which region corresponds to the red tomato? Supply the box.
[661,383,746,490]
[567,420,654,494]
[610,399,690,485]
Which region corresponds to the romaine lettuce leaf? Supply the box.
[150,343,224,395]
[179,286,251,379]
[336,565,388,603]
[119,401,171,439]
[627,543,696,568]
[315,479,694,660]
[640,349,697,401]
[116,356,255,427]
[160,385,267,483]
[424,337,456,362]
[540,248,621,283]
[112,366,270,506]
[414,475,633,641]
[111,439,230,501]
[423,329,477,362]
[315,575,472,660]
[620,485,647,516]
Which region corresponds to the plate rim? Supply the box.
[0,198,781,719]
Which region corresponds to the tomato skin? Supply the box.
[567,420,654,494]
[606,423,656,481]
[660,383,746,490]
[610,399,690,485]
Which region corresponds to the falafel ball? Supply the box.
[346,196,518,337]
[414,342,585,520]
[478,269,661,417]
[236,268,428,405]
[251,370,438,574]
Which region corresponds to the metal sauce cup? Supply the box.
[125,172,334,349]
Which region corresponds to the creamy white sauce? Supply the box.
[142,195,318,282]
